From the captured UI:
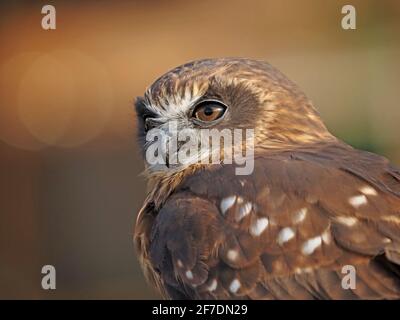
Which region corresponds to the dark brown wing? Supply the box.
[147,143,400,299]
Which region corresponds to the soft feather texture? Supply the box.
[133,58,400,299]
[146,144,400,299]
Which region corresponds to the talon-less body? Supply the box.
[134,58,400,299]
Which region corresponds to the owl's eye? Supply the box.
[192,101,227,123]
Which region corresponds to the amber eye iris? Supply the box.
[192,101,227,122]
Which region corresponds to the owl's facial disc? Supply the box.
[135,93,254,176]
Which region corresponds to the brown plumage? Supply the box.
[133,58,400,299]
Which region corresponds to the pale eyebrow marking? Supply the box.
[145,83,206,118]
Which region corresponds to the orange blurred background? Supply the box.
[0,0,399,299]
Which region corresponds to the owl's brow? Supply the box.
[135,97,159,119]
[143,85,209,118]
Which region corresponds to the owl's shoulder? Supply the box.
[174,142,400,201]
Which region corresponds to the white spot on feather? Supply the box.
[236,202,252,221]
[302,236,322,255]
[227,249,238,261]
[207,279,218,292]
[177,260,183,268]
[220,196,236,215]
[336,216,358,226]
[185,270,193,280]
[382,215,400,224]
[349,195,368,208]
[277,227,295,245]
[293,208,307,224]
[360,186,378,196]
[250,217,269,236]
[295,267,313,274]
[321,230,332,244]
[229,279,241,293]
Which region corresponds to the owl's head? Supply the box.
[135,58,333,177]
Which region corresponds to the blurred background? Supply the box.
[0,0,399,299]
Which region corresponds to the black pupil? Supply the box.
[203,106,214,116]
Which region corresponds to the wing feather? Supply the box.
[143,144,400,299]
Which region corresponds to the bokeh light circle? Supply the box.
[17,50,114,148]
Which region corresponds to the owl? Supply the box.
[134,58,400,299]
